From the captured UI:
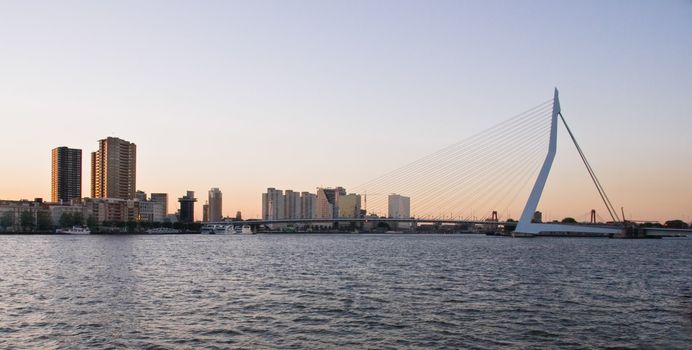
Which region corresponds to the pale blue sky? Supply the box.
[1,1,691,221]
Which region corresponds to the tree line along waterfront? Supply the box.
[1,200,689,234]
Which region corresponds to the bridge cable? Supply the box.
[559,112,621,223]
[352,101,553,219]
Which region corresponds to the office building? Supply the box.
[388,194,411,230]
[51,147,82,203]
[135,190,147,201]
[91,137,137,200]
[138,200,165,223]
[178,191,197,223]
[388,194,410,219]
[338,193,362,218]
[208,187,222,222]
[150,193,168,215]
[202,202,209,222]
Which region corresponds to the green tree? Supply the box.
[20,211,35,231]
[1,212,13,229]
[561,217,577,224]
[126,220,137,233]
[59,212,74,228]
[37,211,52,231]
[86,215,98,229]
[73,212,84,226]
[664,220,689,229]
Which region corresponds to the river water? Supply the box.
[0,234,690,349]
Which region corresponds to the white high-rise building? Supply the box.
[388,194,411,230]
[261,188,284,221]
[284,190,302,219]
[300,192,316,219]
[388,194,410,218]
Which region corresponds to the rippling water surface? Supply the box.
[1,234,690,349]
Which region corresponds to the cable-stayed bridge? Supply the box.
[206,89,687,237]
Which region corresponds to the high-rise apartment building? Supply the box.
[284,190,301,219]
[208,187,222,222]
[51,147,82,203]
[262,188,284,221]
[178,191,197,223]
[315,187,346,219]
[300,192,316,219]
[91,137,137,200]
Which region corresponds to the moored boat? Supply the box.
[56,226,91,235]
[201,224,234,234]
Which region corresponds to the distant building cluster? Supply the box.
[0,135,424,233]
[260,187,411,223]
[261,187,361,221]
[0,136,226,232]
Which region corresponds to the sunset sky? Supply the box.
[1,1,690,222]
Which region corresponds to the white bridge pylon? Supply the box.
[514,88,621,235]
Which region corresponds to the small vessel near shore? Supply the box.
[56,226,91,235]
[201,224,234,234]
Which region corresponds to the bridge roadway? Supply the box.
[204,218,626,230]
[202,219,689,237]
[205,218,508,226]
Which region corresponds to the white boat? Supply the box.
[238,224,253,234]
[201,224,234,234]
[146,227,181,234]
[56,226,91,235]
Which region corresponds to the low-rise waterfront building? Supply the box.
[84,197,139,223]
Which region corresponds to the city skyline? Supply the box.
[1,1,691,222]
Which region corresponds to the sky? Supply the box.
[1,0,690,222]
